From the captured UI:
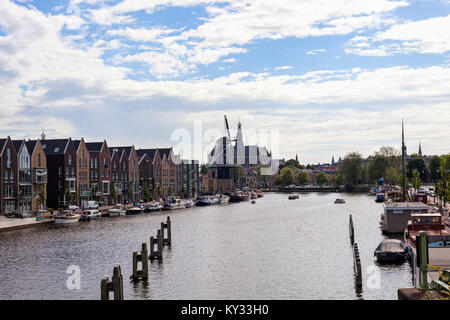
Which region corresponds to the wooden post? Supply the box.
[353,243,362,287]
[349,214,354,245]
[150,236,155,258]
[418,231,429,290]
[149,230,163,261]
[130,243,149,281]
[157,229,163,261]
[101,265,124,300]
[167,216,171,245]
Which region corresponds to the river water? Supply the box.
[0,192,413,300]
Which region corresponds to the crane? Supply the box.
[224,114,237,142]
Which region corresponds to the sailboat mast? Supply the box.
[401,119,406,201]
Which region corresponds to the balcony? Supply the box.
[34,168,48,184]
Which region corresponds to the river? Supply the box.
[0,192,413,300]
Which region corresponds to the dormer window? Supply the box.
[68,154,73,165]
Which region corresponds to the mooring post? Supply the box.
[101,264,124,300]
[418,231,429,290]
[157,229,163,261]
[167,216,171,245]
[130,243,149,281]
[353,243,362,287]
[349,214,354,245]
[150,236,155,258]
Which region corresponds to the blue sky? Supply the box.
[0,0,449,164]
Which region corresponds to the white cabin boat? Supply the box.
[54,211,81,224]
[81,209,101,221]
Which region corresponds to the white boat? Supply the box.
[184,199,194,208]
[145,202,163,212]
[216,194,230,204]
[126,207,143,215]
[54,211,81,224]
[109,206,126,217]
[81,209,101,221]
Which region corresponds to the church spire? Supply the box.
[418,141,422,157]
[41,128,46,141]
[295,153,298,162]
[332,155,335,165]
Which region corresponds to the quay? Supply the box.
[0,215,54,233]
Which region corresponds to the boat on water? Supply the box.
[144,202,163,212]
[163,199,186,210]
[81,209,101,221]
[375,193,386,203]
[54,211,81,224]
[256,190,264,198]
[250,192,258,200]
[288,194,299,200]
[229,190,250,202]
[184,199,194,208]
[403,213,450,287]
[334,199,345,204]
[196,196,213,206]
[109,205,126,217]
[374,239,408,263]
[217,194,230,204]
[380,202,429,234]
[125,207,143,215]
[251,200,256,204]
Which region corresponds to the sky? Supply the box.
[0,0,449,164]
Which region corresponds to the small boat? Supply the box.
[375,193,385,203]
[109,205,126,217]
[196,196,213,206]
[81,209,101,221]
[288,194,299,200]
[334,199,345,204]
[250,192,258,200]
[126,207,143,215]
[54,211,81,224]
[257,190,264,198]
[374,239,408,262]
[229,190,250,202]
[217,194,230,204]
[251,200,256,204]
[184,199,194,208]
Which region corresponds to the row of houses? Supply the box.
[0,133,199,214]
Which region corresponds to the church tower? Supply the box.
[40,128,46,141]
[418,141,422,157]
[235,121,245,164]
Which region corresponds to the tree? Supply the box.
[192,184,197,198]
[128,187,134,203]
[64,183,73,207]
[200,164,209,175]
[111,185,118,204]
[143,184,151,202]
[181,184,186,198]
[201,185,206,195]
[280,167,295,185]
[38,186,46,210]
[338,152,364,186]
[385,166,401,187]
[316,172,330,185]
[297,171,310,185]
[336,174,345,186]
[428,155,441,182]
[407,154,428,181]
[412,169,421,192]
[366,154,389,183]
[168,185,173,196]
[209,184,215,194]
[156,185,162,198]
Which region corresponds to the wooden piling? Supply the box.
[149,230,163,261]
[101,265,124,300]
[161,216,171,246]
[130,243,149,281]
[349,214,354,245]
[353,242,362,287]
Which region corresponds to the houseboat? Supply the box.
[126,207,143,215]
[380,202,429,234]
[54,211,81,224]
[196,196,213,206]
[108,205,126,217]
[403,213,450,287]
[374,239,408,263]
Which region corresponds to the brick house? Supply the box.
[0,137,18,214]
[86,140,111,205]
[109,148,122,204]
[42,138,77,209]
[159,148,177,197]
[110,146,140,204]
[73,138,90,206]
[24,139,48,212]
[181,159,199,198]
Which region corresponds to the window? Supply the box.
[4,171,8,183]
[38,154,41,167]
[10,170,14,183]
[6,148,11,168]
[68,154,73,165]
[66,167,69,176]
[59,167,63,177]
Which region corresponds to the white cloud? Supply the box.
[274,66,293,70]
[346,15,450,56]
[306,49,327,55]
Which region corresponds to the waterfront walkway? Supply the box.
[0,216,52,233]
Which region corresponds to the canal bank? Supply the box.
[0,193,413,300]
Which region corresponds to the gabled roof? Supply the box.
[136,148,157,162]
[41,139,70,155]
[0,138,8,155]
[158,148,172,160]
[110,146,132,162]
[73,140,81,151]
[85,142,104,152]
[25,140,38,155]
[12,139,24,153]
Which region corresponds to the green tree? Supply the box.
[201,185,206,195]
[385,166,401,187]
[192,184,197,198]
[38,186,46,210]
[280,167,295,185]
[209,184,215,194]
[111,185,118,204]
[407,154,428,181]
[156,185,162,198]
[336,174,345,186]
[366,154,389,183]
[316,172,330,185]
[273,175,282,186]
[412,169,421,192]
[428,155,441,182]
[181,184,186,198]
[168,185,173,196]
[200,164,209,175]
[143,184,151,202]
[297,171,310,185]
[338,152,364,186]
[64,183,73,207]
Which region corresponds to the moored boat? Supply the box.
[256,190,264,198]
[81,209,101,221]
[375,193,386,203]
[250,192,258,200]
[126,207,143,215]
[196,196,213,206]
[54,211,81,224]
[374,239,408,263]
[334,199,345,204]
[109,205,126,217]
[229,190,250,202]
[288,194,299,200]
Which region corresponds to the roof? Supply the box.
[25,140,38,155]
[73,140,81,151]
[110,146,132,161]
[85,142,103,152]
[159,148,172,160]
[0,139,7,153]
[136,148,157,161]
[41,139,70,155]
[12,140,24,153]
